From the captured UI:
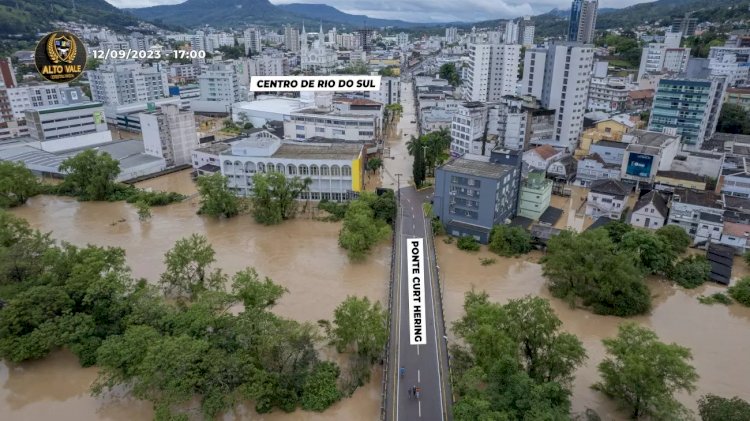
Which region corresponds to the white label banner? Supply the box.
[407,238,426,345]
[250,75,381,92]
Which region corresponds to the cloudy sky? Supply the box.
[107,0,653,22]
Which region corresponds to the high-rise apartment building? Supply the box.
[648,77,723,150]
[284,25,300,53]
[397,32,409,46]
[671,13,697,38]
[463,37,521,102]
[637,32,689,80]
[87,62,169,106]
[244,27,262,56]
[521,42,594,151]
[445,27,458,44]
[140,104,198,167]
[0,57,16,88]
[198,63,241,104]
[568,0,598,44]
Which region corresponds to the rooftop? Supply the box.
[440,156,515,180]
[672,187,723,209]
[633,190,669,216]
[273,142,362,160]
[529,144,560,160]
[233,97,304,115]
[590,179,629,198]
[656,170,706,183]
[594,140,628,149]
[628,129,679,147]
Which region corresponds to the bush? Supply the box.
[479,257,496,266]
[443,236,454,244]
[318,199,348,221]
[656,225,692,254]
[698,293,733,305]
[669,255,711,289]
[488,225,532,257]
[457,236,480,252]
[728,277,750,307]
[431,217,445,236]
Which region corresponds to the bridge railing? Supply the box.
[425,217,456,411]
[380,204,398,421]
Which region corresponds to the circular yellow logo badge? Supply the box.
[35,31,87,83]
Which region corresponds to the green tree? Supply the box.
[59,149,121,201]
[159,234,225,300]
[231,268,287,310]
[619,229,676,275]
[603,220,632,244]
[728,277,750,307]
[656,225,692,254]
[326,296,387,362]
[0,161,39,208]
[338,199,390,260]
[196,173,240,218]
[301,361,342,411]
[410,136,426,188]
[717,103,750,135]
[378,66,397,77]
[488,225,532,257]
[669,255,710,289]
[542,229,651,316]
[366,157,383,173]
[439,62,460,86]
[594,323,698,419]
[250,172,311,225]
[698,394,750,421]
[135,201,151,221]
[451,292,586,420]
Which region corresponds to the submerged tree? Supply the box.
[250,172,311,225]
[196,173,240,218]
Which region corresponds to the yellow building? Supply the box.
[654,170,707,191]
[575,117,635,159]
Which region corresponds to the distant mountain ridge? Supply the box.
[276,3,425,28]
[0,0,144,35]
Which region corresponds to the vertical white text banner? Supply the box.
[407,238,426,345]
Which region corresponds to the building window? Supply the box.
[310,165,319,175]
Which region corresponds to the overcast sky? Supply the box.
[108,0,653,22]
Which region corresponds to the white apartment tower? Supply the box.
[198,63,241,103]
[397,32,409,46]
[284,25,300,53]
[522,42,594,151]
[87,62,169,106]
[244,28,262,56]
[445,27,458,44]
[464,39,521,102]
[140,104,198,167]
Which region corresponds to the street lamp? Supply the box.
[395,173,402,202]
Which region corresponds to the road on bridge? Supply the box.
[385,186,452,421]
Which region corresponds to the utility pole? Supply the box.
[395,173,402,202]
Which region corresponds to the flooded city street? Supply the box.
[3,170,388,420]
[436,241,750,419]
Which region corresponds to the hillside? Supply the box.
[471,0,750,39]
[129,0,297,28]
[0,0,143,35]
[276,3,422,28]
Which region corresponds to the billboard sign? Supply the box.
[626,153,654,178]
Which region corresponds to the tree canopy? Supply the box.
[594,323,698,420]
[488,225,532,257]
[0,161,38,208]
[439,62,460,86]
[698,394,750,421]
[250,172,311,225]
[451,292,586,420]
[541,228,651,316]
[59,149,121,201]
[196,173,241,218]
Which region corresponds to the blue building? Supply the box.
[568,0,598,44]
[433,149,521,243]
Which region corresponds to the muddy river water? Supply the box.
[4,170,750,420]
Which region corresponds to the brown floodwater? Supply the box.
[437,241,750,419]
[4,170,388,420]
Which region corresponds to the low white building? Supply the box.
[585,179,629,220]
[523,144,562,171]
[668,188,724,245]
[24,102,112,152]
[219,130,365,200]
[630,190,669,229]
[232,96,306,128]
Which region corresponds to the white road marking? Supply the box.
[419,401,422,417]
[418,369,421,383]
[417,344,420,356]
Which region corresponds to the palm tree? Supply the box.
[406,135,420,156]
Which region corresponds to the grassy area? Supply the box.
[422,202,432,217]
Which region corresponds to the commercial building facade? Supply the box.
[140,104,198,167]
